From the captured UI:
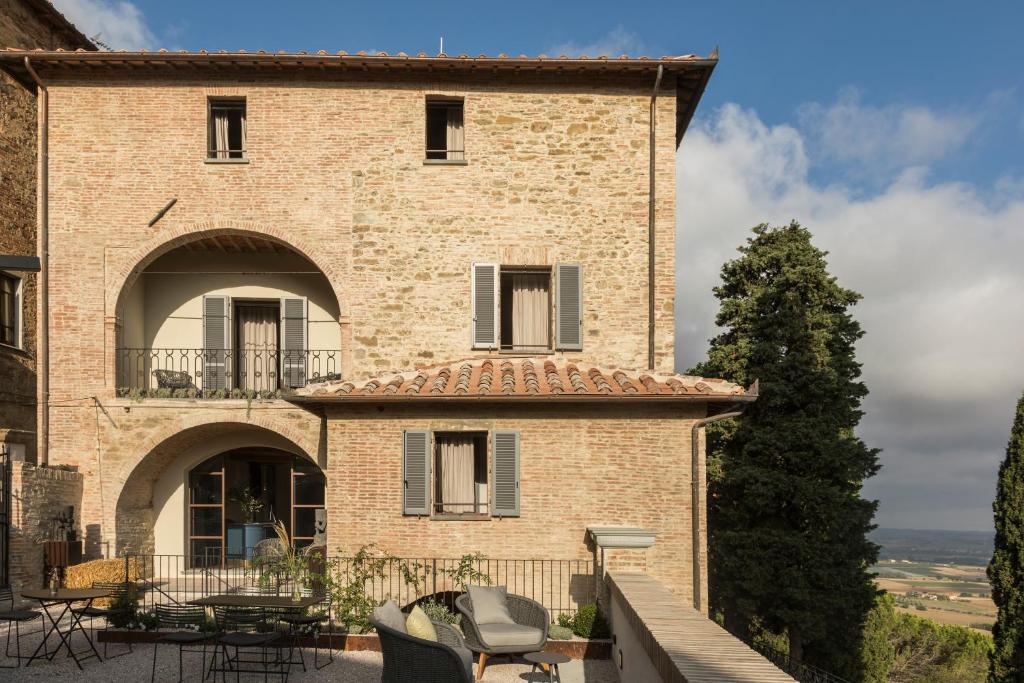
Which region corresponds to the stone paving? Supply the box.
[0,621,619,682]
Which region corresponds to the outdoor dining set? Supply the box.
[0,581,568,682]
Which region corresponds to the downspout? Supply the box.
[690,405,746,612]
[647,64,663,371]
[24,57,49,466]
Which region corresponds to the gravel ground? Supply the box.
[0,622,619,682]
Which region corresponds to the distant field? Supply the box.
[873,559,995,632]
[871,528,992,565]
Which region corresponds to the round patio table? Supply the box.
[21,587,110,669]
[524,651,570,683]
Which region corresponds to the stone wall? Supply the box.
[8,461,84,597]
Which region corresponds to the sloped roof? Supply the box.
[289,356,754,404]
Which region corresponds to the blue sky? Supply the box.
[54,0,1024,531]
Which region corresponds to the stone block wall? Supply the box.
[8,461,84,597]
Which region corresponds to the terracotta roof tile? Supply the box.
[293,356,752,403]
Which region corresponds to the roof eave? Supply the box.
[286,392,755,406]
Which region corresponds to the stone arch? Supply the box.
[108,221,346,319]
[112,414,324,555]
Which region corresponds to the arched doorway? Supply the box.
[188,447,326,566]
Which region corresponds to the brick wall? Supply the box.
[8,461,84,597]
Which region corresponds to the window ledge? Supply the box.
[423,159,468,166]
[204,158,249,165]
[431,514,491,521]
[0,342,30,358]
[499,349,554,355]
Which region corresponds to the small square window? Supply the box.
[434,432,488,516]
[425,98,464,161]
[500,268,551,352]
[0,272,20,347]
[208,98,246,159]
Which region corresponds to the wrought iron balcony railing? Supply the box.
[116,347,340,397]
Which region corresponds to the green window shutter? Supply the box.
[280,297,308,388]
[472,263,499,349]
[202,295,231,391]
[491,430,520,517]
[555,263,583,350]
[403,430,431,515]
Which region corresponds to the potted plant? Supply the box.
[228,486,266,559]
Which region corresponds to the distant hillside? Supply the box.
[871,528,993,566]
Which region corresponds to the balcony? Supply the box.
[116,347,340,397]
[116,233,342,398]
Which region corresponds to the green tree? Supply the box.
[693,222,881,679]
[988,391,1024,682]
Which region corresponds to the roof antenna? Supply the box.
[439,36,444,55]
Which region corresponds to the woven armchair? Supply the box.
[455,592,548,678]
[372,617,474,683]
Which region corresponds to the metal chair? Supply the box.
[150,603,209,683]
[71,580,135,659]
[210,604,285,682]
[277,588,333,671]
[0,587,47,667]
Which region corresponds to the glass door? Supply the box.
[291,459,326,551]
[188,456,224,567]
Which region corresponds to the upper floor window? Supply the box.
[472,263,582,352]
[208,97,246,160]
[425,97,464,162]
[0,272,20,348]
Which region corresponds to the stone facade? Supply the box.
[8,461,84,598]
[0,0,93,465]
[11,57,726,605]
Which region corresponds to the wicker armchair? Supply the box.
[372,616,474,683]
[153,369,194,389]
[455,592,548,679]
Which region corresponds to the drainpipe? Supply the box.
[647,64,663,371]
[24,57,49,466]
[690,405,746,612]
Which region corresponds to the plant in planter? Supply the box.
[318,545,423,634]
[228,486,265,523]
[558,603,610,639]
[548,623,574,640]
[254,521,310,602]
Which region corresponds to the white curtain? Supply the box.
[437,436,476,513]
[214,109,230,159]
[237,305,277,390]
[446,106,464,160]
[512,273,549,349]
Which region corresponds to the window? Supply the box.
[425,97,465,162]
[500,268,551,352]
[403,429,520,518]
[433,432,488,516]
[207,97,246,159]
[474,263,584,352]
[0,273,19,347]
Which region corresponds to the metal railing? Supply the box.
[127,552,595,623]
[116,347,340,396]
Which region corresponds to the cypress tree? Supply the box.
[988,391,1024,682]
[693,222,880,679]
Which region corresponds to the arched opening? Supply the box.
[114,421,324,558]
[188,447,326,566]
[116,232,342,396]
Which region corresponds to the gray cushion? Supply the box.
[477,623,544,648]
[372,600,407,635]
[468,585,514,625]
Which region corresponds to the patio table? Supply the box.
[21,587,111,670]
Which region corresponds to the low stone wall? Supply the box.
[8,462,84,599]
[607,572,795,682]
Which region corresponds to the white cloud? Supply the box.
[52,0,158,50]
[677,102,1024,531]
[548,27,646,58]
[798,87,977,173]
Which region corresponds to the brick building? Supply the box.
[0,48,754,611]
